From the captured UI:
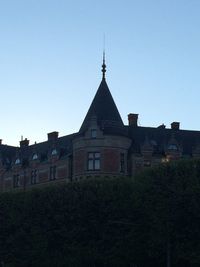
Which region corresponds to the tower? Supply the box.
[73,55,131,179]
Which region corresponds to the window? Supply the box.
[51,148,57,156]
[31,170,37,184]
[15,158,20,165]
[32,153,38,160]
[91,129,97,138]
[144,160,151,167]
[87,152,100,171]
[120,153,125,173]
[13,174,20,188]
[50,166,56,180]
[168,144,178,150]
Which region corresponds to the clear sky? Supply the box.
[0,0,200,146]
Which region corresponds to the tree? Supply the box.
[1,160,200,266]
[134,159,200,267]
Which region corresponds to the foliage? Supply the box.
[1,160,200,266]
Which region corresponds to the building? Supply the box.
[1,57,200,192]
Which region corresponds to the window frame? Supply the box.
[87,152,100,171]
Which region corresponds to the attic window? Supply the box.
[51,148,58,156]
[91,129,97,138]
[32,153,38,160]
[15,158,20,165]
[168,144,178,150]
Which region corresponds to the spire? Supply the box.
[102,51,106,79]
[79,51,124,133]
[79,73,124,133]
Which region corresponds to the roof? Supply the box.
[79,78,124,133]
[0,133,76,169]
[128,126,200,156]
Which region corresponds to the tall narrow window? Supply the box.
[13,174,20,188]
[88,152,100,171]
[50,166,57,180]
[31,170,37,184]
[120,153,125,173]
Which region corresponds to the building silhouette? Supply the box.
[1,57,200,191]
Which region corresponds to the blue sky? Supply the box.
[0,0,200,146]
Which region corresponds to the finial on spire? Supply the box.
[102,50,106,79]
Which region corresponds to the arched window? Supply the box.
[15,158,20,165]
[51,148,57,156]
[32,153,38,160]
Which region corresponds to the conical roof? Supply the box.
[79,78,124,133]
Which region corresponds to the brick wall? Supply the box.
[103,149,120,173]
[73,150,86,176]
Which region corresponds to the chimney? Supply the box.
[171,122,180,130]
[48,131,59,141]
[128,113,138,127]
[0,139,2,145]
[20,138,29,147]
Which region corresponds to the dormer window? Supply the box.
[15,158,21,165]
[32,153,38,160]
[51,148,58,156]
[91,129,97,138]
[168,144,178,150]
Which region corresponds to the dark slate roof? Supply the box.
[26,133,76,162]
[0,133,77,169]
[128,126,200,156]
[79,78,124,133]
[0,144,18,169]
